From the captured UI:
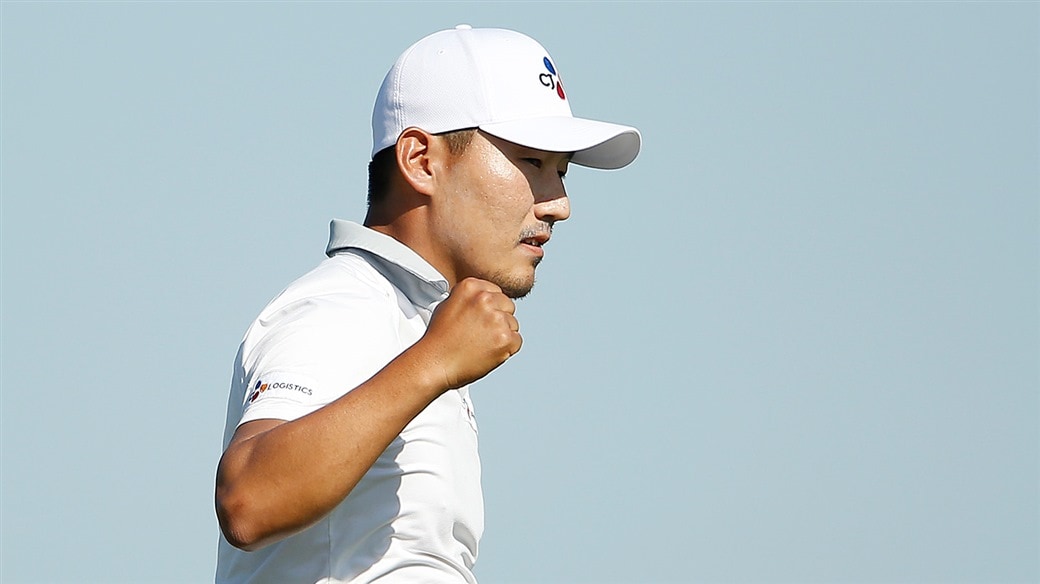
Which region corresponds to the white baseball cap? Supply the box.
[371,25,641,170]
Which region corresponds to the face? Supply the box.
[431,131,571,298]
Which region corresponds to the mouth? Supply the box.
[518,222,553,259]
[518,231,549,259]
[519,233,550,248]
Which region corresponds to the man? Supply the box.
[214,25,640,583]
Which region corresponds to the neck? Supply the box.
[364,203,457,289]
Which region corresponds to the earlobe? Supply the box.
[396,128,437,197]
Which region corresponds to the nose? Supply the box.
[535,187,570,224]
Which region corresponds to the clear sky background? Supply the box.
[1,2,1037,583]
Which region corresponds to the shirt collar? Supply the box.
[325,219,449,312]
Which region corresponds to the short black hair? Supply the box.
[367,128,478,207]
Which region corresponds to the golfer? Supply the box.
[214,25,640,583]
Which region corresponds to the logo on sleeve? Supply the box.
[538,56,566,100]
[249,379,313,403]
[249,380,269,403]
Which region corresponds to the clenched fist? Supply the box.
[418,278,523,390]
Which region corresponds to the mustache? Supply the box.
[518,222,553,241]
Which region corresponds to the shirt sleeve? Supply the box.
[235,289,404,427]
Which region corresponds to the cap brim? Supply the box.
[478,116,641,170]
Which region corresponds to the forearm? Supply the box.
[215,343,448,551]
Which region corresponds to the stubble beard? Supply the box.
[487,257,540,299]
[492,222,551,298]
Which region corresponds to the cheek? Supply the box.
[479,158,534,223]
[443,147,533,244]
[480,147,517,183]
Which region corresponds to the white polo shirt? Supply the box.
[216,220,483,584]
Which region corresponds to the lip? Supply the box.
[519,232,550,258]
[519,241,545,258]
[524,232,550,246]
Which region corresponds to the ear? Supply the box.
[395,127,446,197]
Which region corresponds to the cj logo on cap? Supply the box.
[538,56,566,100]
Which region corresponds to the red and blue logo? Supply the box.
[538,56,566,100]
[249,379,269,403]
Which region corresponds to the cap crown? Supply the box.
[372,27,573,156]
[371,26,640,170]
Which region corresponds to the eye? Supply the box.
[522,157,543,169]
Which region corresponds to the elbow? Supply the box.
[215,485,269,552]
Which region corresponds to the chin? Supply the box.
[489,269,536,299]
[501,281,535,299]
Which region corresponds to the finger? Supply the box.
[500,298,517,315]
[458,277,502,294]
[470,287,515,314]
[509,331,523,356]
[487,292,516,314]
[506,314,520,332]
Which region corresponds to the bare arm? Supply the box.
[215,278,521,551]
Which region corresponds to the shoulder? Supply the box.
[242,253,404,355]
[257,253,394,320]
[235,252,405,396]
[282,252,393,304]
[227,252,410,433]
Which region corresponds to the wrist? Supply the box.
[396,341,455,399]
